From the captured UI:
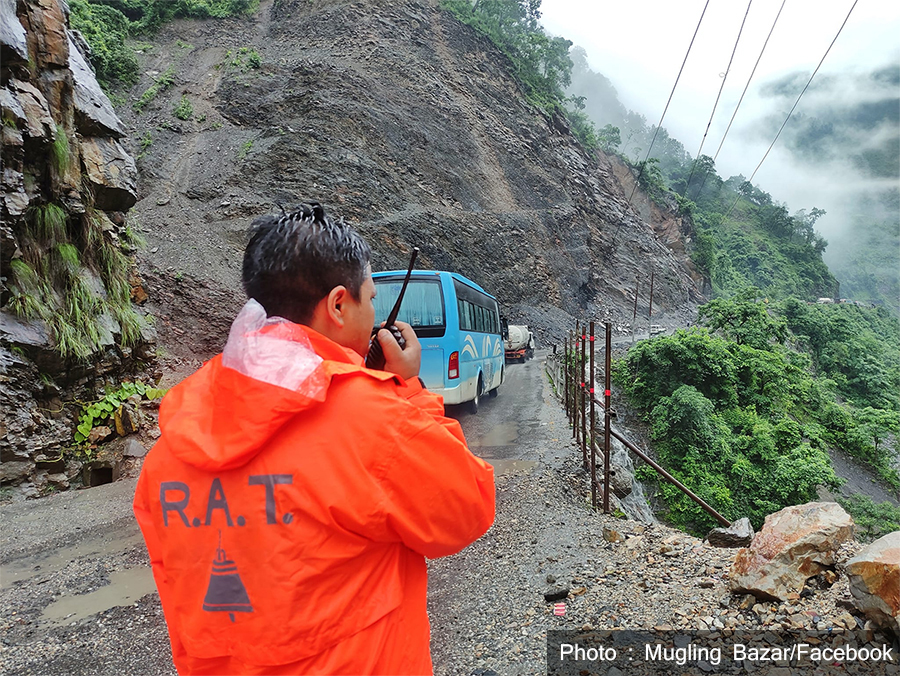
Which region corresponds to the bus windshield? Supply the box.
[373,279,445,330]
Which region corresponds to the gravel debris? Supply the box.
[427,390,875,676]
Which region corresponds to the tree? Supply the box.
[855,407,900,455]
[597,124,620,152]
[792,207,826,245]
[698,291,787,350]
[691,230,717,277]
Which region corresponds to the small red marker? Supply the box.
[553,603,566,616]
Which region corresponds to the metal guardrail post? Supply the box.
[572,323,579,441]
[589,321,596,508]
[580,327,587,470]
[604,322,612,514]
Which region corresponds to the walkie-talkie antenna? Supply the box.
[365,247,419,370]
[384,248,419,327]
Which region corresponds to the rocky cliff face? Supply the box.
[1,0,151,495]
[122,0,704,364]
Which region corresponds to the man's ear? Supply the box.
[320,285,349,328]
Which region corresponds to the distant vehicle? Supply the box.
[505,325,534,362]
[372,270,503,413]
[649,325,667,335]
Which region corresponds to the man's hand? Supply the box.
[378,320,421,381]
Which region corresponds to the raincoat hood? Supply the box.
[159,300,393,472]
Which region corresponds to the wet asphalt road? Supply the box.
[447,349,548,473]
[0,352,552,675]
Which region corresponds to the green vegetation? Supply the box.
[221,46,262,71]
[779,299,900,411]
[137,130,153,159]
[441,0,577,121]
[134,66,175,112]
[836,494,900,542]
[26,203,67,245]
[565,96,599,149]
[74,380,167,454]
[50,125,71,175]
[237,139,253,160]
[70,0,259,90]
[8,200,147,360]
[69,0,140,88]
[123,218,148,249]
[173,94,193,120]
[615,293,899,535]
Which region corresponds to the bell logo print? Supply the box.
[202,531,254,622]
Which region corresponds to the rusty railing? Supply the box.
[548,321,730,527]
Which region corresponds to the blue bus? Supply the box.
[372,270,504,413]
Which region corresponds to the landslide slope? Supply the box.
[122,0,704,360]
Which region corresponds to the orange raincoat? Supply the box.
[133,302,495,675]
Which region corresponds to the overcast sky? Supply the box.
[539,0,900,241]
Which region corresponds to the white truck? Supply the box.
[505,324,535,363]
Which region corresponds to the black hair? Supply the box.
[241,201,371,324]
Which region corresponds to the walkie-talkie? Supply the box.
[365,247,419,370]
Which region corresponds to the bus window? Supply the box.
[373,279,445,335]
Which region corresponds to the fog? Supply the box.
[540,0,899,303]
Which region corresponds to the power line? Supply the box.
[628,0,711,203]
[692,0,787,203]
[713,0,787,163]
[692,0,784,203]
[723,0,859,223]
[682,0,754,199]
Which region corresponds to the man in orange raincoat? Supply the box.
[134,202,496,675]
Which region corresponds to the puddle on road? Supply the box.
[486,459,537,475]
[0,531,144,591]
[40,567,157,627]
[468,423,518,447]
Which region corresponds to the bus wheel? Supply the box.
[489,369,501,398]
[469,375,483,414]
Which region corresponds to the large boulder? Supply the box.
[80,136,137,210]
[729,502,855,601]
[9,78,55,140]
[846,531,900,635]
[68,34,125,138]
[0,0,28,64]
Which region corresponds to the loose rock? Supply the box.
[729,502,855,601]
